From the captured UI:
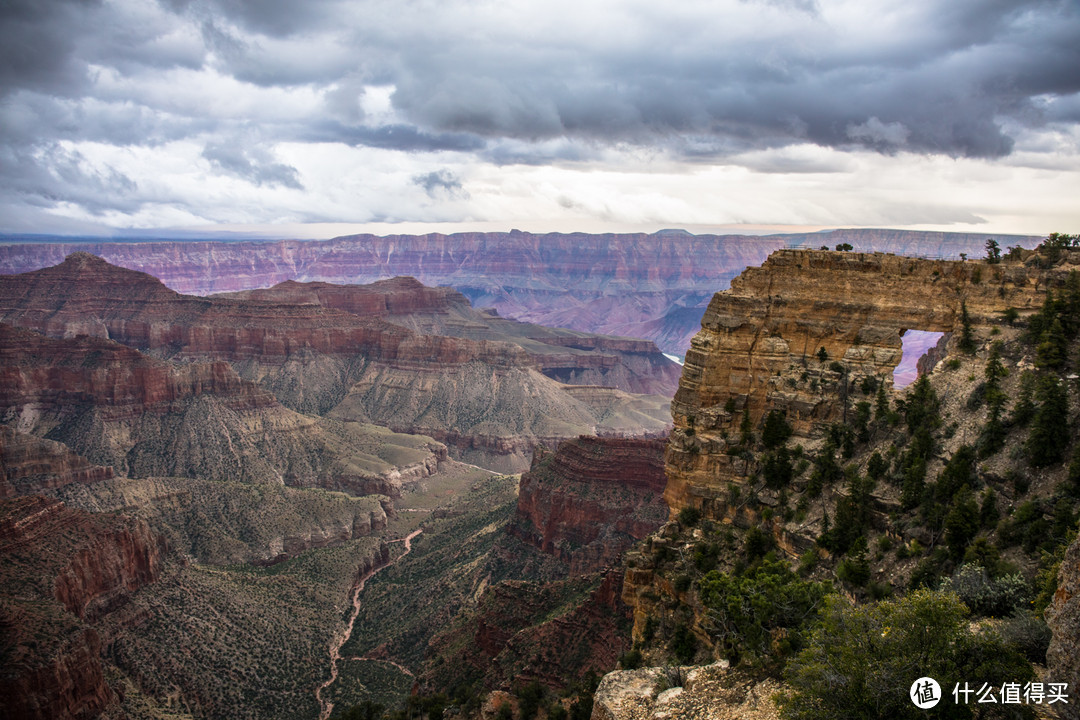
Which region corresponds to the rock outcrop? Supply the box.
[1046,533,1080,720]
[0,495,167,720]
[666,249,1071,517]
[590,661,781,720]
[0,229,1041,356]
[0,426,114,498]
[507,436,668,575]
[423,570,633,693]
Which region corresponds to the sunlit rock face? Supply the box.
[666,248,1066,517]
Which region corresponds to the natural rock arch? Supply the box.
[665,249,1064,516]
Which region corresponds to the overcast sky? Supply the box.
[0,0,1077,237]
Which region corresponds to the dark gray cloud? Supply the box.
[304,122,487,153]
[202,140,303,188]
[0,142,140,214]
[413,169,468,199]
[0,0,101,97]
[2,0,1077,160]
[0,0,1077,230]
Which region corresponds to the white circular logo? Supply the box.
[910,677,942,709]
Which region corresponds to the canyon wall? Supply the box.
[0,229,1041,355]
[0,426,114,498]
[507,436,668,576]
[665,248,1070,516]
[0,495,167,720]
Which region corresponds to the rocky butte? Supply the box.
[0,254,675,472]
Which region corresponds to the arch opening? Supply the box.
[893,330,945,389]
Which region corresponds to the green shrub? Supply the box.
[618,648,643,670]
[677,506,702,527]
[938,564,1030,617]
[671,623,697,663]
[781,590,1034,720]
[1000,611,1052,664]
[698,555,832,662]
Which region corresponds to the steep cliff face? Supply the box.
[422,570,632,693]
[0,324,447,493]
[0,495,167,720]
[507,437,668,576]
[666,249,1067,516]
[0,229,1040,355]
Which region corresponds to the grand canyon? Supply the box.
[3,230,1080,720]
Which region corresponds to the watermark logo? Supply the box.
[911,677,942,709]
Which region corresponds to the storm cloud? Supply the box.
[0,0,1077,232]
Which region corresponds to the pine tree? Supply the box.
[979,342,1008,457]
[875,381,889,420]
[904,376,940,433]
[1027,375,1070,467]
[762,409,793,449]
[1011,371,1037,426]
[945,486,980,560]
[958,300,976,353]
[1036,318,1068,370]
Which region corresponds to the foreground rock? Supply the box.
[1046,533,1080,720]
[591,662,781,720]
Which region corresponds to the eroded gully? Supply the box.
[316,528,423,720]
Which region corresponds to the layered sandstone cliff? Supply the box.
[0,426,114,498]
[666,249,1070,516]
[0,324,448,494]
[220,277,681,396]
[0,255,673,470]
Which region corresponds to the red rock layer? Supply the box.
[507,436,668,575]
[0,324,276,421]
[0,426,114,498]
[223,276,461,316]
[0,627,113,720]
[423,570,631,693]
[0,252,528,370]
[220,277,682,396]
